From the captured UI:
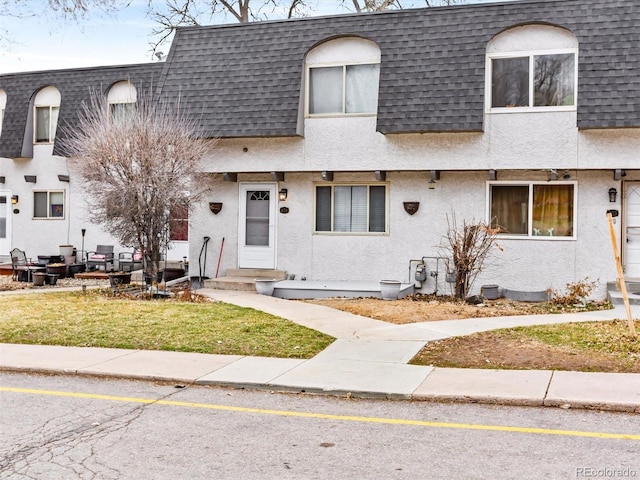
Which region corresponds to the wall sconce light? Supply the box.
[321,171,333,181]
[58,174,70,182]
[488,170,497,181]
[222,173,237,182]
[278,188,288,201]
[548,169,558,181]
[609,188,617,203]
[11,195,19,205]
[614,169,626,181]
[562,170,571,180]
[24,175,37,183]
[374,170,386,181]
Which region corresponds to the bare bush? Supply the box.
[441,213,502,300]
[62,90,213,279]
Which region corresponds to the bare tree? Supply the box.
[441,213,502,301]
[148,0,469,52]
[62,91,213,280]
[346,0,465,12]
[148,0,311,52]
[0,0,127,20]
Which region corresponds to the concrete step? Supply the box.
[224,269,287,280]
[204,276,259,292]
[606,280,640,305]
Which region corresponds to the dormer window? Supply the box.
[35,106,60,143]
[33,86,60,143]
[490,52,575,109]
[486,25,578,113]
[305,37,381,117]
[107,80,136,122]
[0,89,6,136]
[308,63,380,115]
[33,86,61,144]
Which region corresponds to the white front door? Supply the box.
[624,182,640,278]
[238,183,277,269]
[0,192,11,255]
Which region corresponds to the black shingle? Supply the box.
[1,0,638,149]
[0,63,164,158]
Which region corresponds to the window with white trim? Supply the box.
[33,86,61,144]
[34,190,65,219]
[308,63,380,115]
[315,184,387,234]
[486,24,578,112]
[107,81,137,123]
[490,52,576,109]
[305,37,381,117]
[0,89,6,136]
[35,105,60,143]
[489,182,575,238]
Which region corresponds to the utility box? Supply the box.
[415,264,427,282]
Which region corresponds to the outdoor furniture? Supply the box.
[118,250,143,272]
[86,245,115,271]
[10,248,45,282]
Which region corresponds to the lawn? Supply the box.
[0,291,334,358]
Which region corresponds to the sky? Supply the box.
[0,0,513,74]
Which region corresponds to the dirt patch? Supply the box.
[302,294,639,373]
[302,294,577,324]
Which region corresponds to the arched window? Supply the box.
[107,80,136,122]
[486,25,578,112]
[33,86,61,143]
[0,89,6,136]
[305,37,381,116]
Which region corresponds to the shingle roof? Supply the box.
[1,0,638,153]
[156,0,640,137]
[0,63,164,158]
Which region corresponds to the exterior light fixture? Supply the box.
[488,170,497,181]
[562,170,571,180]
[614,169,626,181]
[549,169,558,181]
[321,171,334,181]
[278,188,288,201]
[374,170,386,181]
[609,188,617,203]
[428,170,439,189]
[11,195,18,204]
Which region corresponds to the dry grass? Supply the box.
[304,295,640,373]
[0,290,333,358]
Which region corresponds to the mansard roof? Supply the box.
[156,0,639,137]
[0,0,638,155]
[0,63,164,158]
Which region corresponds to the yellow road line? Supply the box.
[2,386,639,441]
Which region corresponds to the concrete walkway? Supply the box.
[1,288,639,413]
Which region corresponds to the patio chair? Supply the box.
[118,249,143,272]
[10,248,40,281]
[86,245,115,271]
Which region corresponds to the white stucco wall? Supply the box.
[190,164,621,299]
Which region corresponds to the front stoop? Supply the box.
[606,280,640,305]
[204,269,287,292]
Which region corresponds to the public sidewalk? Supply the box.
[1,288,639,413]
